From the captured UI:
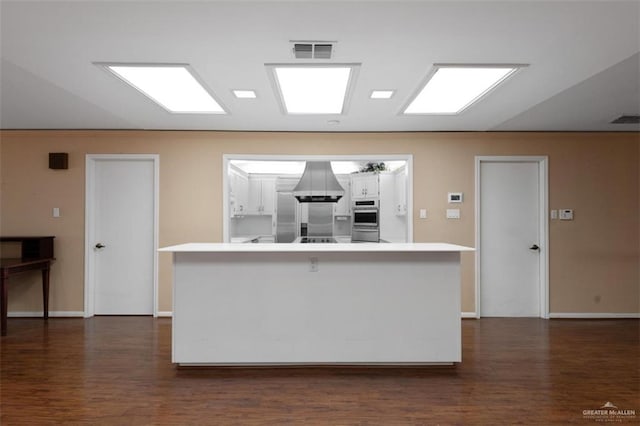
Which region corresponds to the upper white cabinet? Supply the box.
[351,173,379,199]
[334,176,351,216]
[229,167,249,217]
[394,167,408,216]
[247,176,276,215]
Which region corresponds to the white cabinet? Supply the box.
[333,177,351,216]
[394,167,408,216]
[351,173,379,199]
[247,176,276,215]
[379,172,408,243]
[229,168,248,217]
[261,178,276,214]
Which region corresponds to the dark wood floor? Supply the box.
[1,317,638,425]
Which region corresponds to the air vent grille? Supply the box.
[292,42,334,59]
[611,115,640,124]
[293,44,313,59]
[313,44,332,59]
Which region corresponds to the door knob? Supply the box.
[95,243,106,249]
[529,244,540,251]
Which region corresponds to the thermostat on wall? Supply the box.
[559,209,574,220]
[448,192,463,203]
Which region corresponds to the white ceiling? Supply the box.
[1,0,639,132]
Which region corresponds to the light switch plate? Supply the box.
[53,207,60,218]
[550,210,558,220]
[419,209,427,219]
[446,209,460,219]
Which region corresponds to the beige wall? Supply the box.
[0,131,638,315]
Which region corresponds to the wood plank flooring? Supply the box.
[1,317,638,425]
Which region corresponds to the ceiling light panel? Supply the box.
[101,64,226,114]
[370,90,395,99]
[403,64,525,114]
[268,64,359,115]
[233,90,257,99]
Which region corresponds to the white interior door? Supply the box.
[478,159,546,317]
[86,155,157,316]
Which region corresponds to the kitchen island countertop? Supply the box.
[164,241,473,366]
[160,242,474,253]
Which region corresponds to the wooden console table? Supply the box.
[0,236,55,336]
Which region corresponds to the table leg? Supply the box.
[42,266,50,320]
[1,270,7,336]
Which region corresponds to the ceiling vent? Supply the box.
[292,41,335,60]
[610,115,640,124]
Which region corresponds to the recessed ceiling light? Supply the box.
[233,90,257,99]
[370,90,395,99]
[267,64,359,114]
[99,63,226,114]
[403,64,526,114]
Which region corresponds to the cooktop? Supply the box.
[299,237,338,244]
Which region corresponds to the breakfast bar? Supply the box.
[160,242,474,366]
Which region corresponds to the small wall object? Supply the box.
[448,192,463,203]
[559,209,574,220]
[49,153,69,170]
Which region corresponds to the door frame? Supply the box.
[84,154,160,318]
[474,156,549,319]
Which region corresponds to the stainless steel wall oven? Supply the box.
[352,199,380,242]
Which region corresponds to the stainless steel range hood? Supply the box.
[293,161,345,203]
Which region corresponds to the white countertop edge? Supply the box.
[159,242,475,253]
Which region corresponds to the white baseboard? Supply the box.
[8,311,85,318]
[549,312,640,319]
[12,311,635,319]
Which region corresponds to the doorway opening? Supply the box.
[222,154,414,243]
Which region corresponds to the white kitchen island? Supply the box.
[159,243,474,366]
